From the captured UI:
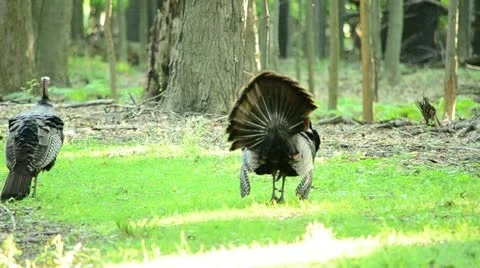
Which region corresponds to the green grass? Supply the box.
[1,139,479,266]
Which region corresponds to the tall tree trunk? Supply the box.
[261,0,270,69]
[306,0,315,94]
[105,0,117,100]
[32,0,73,86]
[126,0,140,41]
[146,0,245,113]
[278,0,289,58]
[444,0,459,121]
[384,0,403,86]
[71,0,84,41]
[360,0,373,122]
[328,0,339,110]
[473,0,480,54]
[0,0,35,94]
[244,0,261,78]
[139,0,149,62]
[338,0,345,58]
[315,0,327,58]
[118,0,128,62]
[370,0,381,101]
[295,0,303,81]
[458,0,471,62]
[269,1,280,70]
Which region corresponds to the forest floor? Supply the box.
[0,61,479,266]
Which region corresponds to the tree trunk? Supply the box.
[139,0,149,62]
[146,0,245,113]
[32,0,72,86]
[295,0,303,81]
[0,0,35,95]
[105,0,117,100]
[260,0,270,69]
[384,0,403,86]
[127,0,140,41]
[306,0,315,94]
[118,0,128,62]
[269,1,280,70]
[278,0,289,58]
[338,0,345,58]
[71,0,84,41]
[328,0,339,110]
[370,0,381,101]
[473,0,480,55]
[458,0,471,62]
[360,0,373,122]
[315,0,327,58]
[444,0,459,121]
[244,0,261,78]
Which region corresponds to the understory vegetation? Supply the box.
[0,58,479,267]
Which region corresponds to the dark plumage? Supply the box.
[226,72,320,202]
[1,77,64,201]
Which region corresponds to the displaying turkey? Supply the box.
[226,72,320,202]
[1,77,64,201]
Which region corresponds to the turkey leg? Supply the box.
[32,176,38,197]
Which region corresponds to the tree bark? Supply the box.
[384,0,403,86]
[444,0,459,121]
[473,0,480,54]
[360,0,373,122]
[338,0,345,58]
[458,0,471,62]
[278,0,289,58]
[328,0,339,110]
[32,0,72,86]
[104,0,117,100]
[269,1,280,70]
[146,0,245,113]
[295,0,303,81]
[306,0,315,94]
[261,0,270,69]
[139,0,149,62]
[71,0,84,41]
[126,0,140,41]
[370,0,381,101]
[118,0,128,62]
[0,0,35,94]
[315,0,327,58]
[244,0,262,78]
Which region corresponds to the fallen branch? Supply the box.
[317,115,362,126]
[376,120,415,129]
[0,203,16,232]
[62,99,115,108]
[92,125,139,131]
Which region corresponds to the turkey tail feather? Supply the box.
[227,71,317,151]
[1,169,33,201]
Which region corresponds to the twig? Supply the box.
[92,125,139,131]
[317,115,362,125]
[0,203,16,232]
[376,120,415,129]
[62,99,115,108]
[129,93,137,105]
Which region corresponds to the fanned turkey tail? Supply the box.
[1,168,33,201]
[226,71,317,153]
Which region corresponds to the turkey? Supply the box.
[226,72,320,202]
[1,77,64,201]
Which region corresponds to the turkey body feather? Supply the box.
[2,77,64,201]
[227,72,320,202]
